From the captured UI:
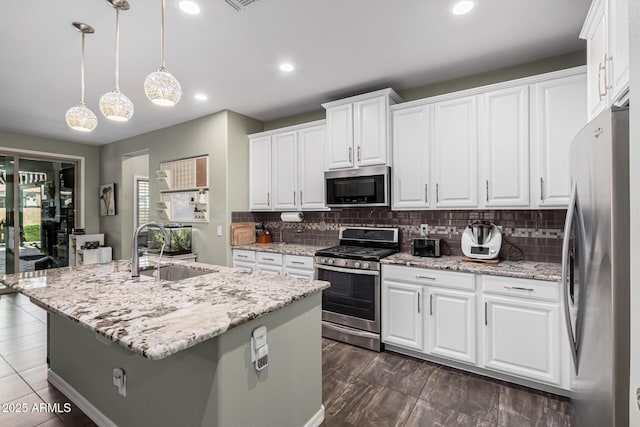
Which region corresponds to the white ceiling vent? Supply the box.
[225,0,259,11]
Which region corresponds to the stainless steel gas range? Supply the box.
[315,226,399,351]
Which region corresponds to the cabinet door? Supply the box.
[583,0,609,119]
[531,74,587,207]
[285,268,314,280]
[326,104,354,170]
[381,280,423,350]
[256,264,283,275]
[354,96,388,167]
[433,96,478,208]
[427,288,476,364]
[298,125,327,210]
[392,106,430,209]
[479,86,530,207]
[272,131,298,210]
[609,0,629,102]
[482,295,560,385]
[249,136,272,210]
[233,261,255,273]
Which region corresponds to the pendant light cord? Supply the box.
[115,7,121,91]
[160,0,166,71]
[80,32,86,105]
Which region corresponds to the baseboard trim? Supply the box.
[48,369,118,427]
[304,405,325,427]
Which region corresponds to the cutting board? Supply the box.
[231,222,256,246]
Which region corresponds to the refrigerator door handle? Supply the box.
[562,183,579,375]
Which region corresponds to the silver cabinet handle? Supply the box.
[300,190,302,204]
[436,183,439,203]
[238,255,248,258]
[348,146,353,163]
[293,191,296,206]
[484,302,488,326]
[417,291,421,314]
[504,285,534,292]
[539,177,543,201]
[357,146,361,162]
[424,184,428,204]
[267,192,270,206]
[263,257,275,261]
[429,294,433,316]
[416,275,436,280]
[604,53,612,91]
[485,180,489,202]
[291,261,305,265]
[594,127,603,139]
[598,59,607,100]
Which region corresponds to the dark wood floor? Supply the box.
[320,338,572,427]
[1,292,572,427]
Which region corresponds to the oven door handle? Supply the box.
[322,322,379,338]
[315,264,379,276]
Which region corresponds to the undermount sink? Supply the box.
[140,265,212,282]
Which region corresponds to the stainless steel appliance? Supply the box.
[461,221,502,260]
[325,166,390,208]
[315,226,399,351]
[562,107,629,427]
[411,238,441,257]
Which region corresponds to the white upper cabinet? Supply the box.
[323,89,400,170]
[354,96,388,167]
[581,0,629,119]
[325,104,354,169]
[478,86,530,208]
[433,96,478,208]
[392,105,431,209]
[249,136,272,211]
[298,125,327,210]
[271,131,298,210]
[531,74,587,207]
[249,121,327,212]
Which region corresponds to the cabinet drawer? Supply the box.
[257,252,283,266]
[285,255,314,270]
[482,275,559,302]
[382,265,475,291]
[233,249,256,262]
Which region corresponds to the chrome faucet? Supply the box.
[132,221,169,278]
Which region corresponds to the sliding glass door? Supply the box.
[0,153,78,275]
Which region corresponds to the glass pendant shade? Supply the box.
[99,90,134,121]
[65,103,98,132]
[144,69,182,106]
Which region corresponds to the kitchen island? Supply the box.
[1,259,330,427]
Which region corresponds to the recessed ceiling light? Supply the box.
[452,0,474,15]
[279,63,295,72]
[194,93,208,101]
[179,1,201,15]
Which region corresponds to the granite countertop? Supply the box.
[382,253,562,282]
[232,243,327,257]
[0,258,329,360]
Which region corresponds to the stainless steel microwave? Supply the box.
[325,166,390,208]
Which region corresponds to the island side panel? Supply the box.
[47,293,323,427]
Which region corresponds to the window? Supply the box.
[135,177,149,228]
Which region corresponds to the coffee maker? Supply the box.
[461,221,502,260]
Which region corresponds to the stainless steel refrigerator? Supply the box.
[562,106,630,426]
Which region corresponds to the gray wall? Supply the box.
[99,111,262,265]
[0,130,101,233]
[628,0,639,423]
[263,50,586,131]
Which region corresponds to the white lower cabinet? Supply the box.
[382,264,567,391]
[481,295,560,386]
[427,288,476,364]
[381,280,423,350]
[231,249,314,280]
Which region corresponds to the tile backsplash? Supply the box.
[232,208,566,263]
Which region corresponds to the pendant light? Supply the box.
[144,0,182,106]
[99,0,134,122]
[65,23,97,133]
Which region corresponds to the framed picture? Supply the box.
[100,183,117,216]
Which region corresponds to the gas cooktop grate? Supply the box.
[225,0,259,11]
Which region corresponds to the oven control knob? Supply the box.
[362,262,370,269]
[354,261,361,269]
[320,258,327,264]
[327,258,334,265]
[342,260,349,266]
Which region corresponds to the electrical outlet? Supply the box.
[420,224,429,237]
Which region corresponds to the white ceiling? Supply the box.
[0,0,590,146]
